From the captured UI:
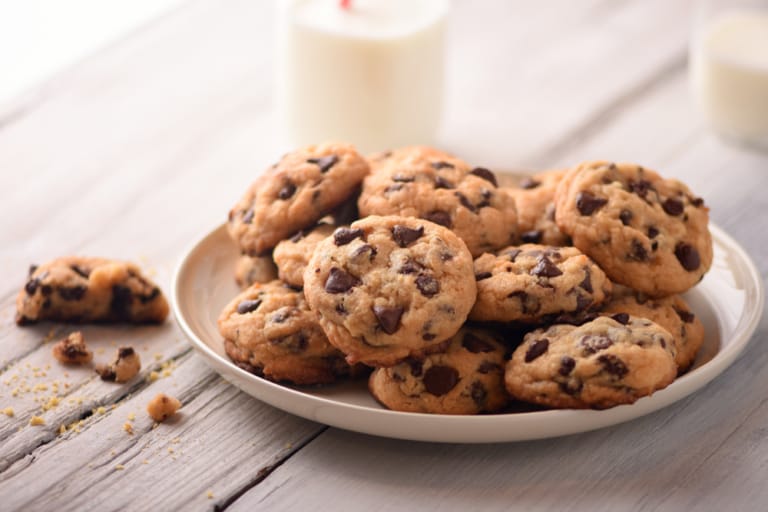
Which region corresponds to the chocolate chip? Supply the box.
[598,354,628,378]
[139,287,160,304]
[576,191,608,215]
[110,285,133,319]
[559,356,576,376]
[373,305,403,334]
[628,179,653,198]
[455,192,477,212]
[675,242,700,271]
[662,198,684,216]
[531,256,563,278]
[629,239,649,262]
[433,176,455,189]
[398,259,424,275]
[325,268,360,293]
[311,189,321,202]
[118,347,135,358]
[525,339,549,362]
[508,290,533,314]
[521,230,543,243]
[422,333,436,341]
[409,359,423,377]
[278,182,296,200]
[391,225,424,247]
[71,265,90,279]
[422,210,452,228]
[242,209,254,224]
[560,378,583,396]
[580,335,613,355]
[619,209,633,226]
[28,264,38,277]
[423,365,459,396]
[351,244,377,261]
[690,196,704,207]
[333,227,363,246]
[576,294,592,312]
[477,189,493,208]
[579,267,593,293]
[674,307,695,323]
[440,252,454,261]
[384,184,404,194]
[611,313,630,325]
[415,275,440,297]
[59,286,87,301]
[24,278,40,296]
[431,161,454,170]
[462,333,495,353]
[651,241,659,251]
[506,249,522,262]
[392,174,414,183]
[470,167,498,187]
[470,381,487,406]
[97,366,117,382]
[648,226,659,238]
[335,303,347,315]
[237,298,262,314]
[270,308,293,323]
[475,361,501,374]
[307,155,338,173]
[519,177,541,189]
[475,271,492,281]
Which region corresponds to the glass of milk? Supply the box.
[689,0,768,151]
[275,0,449,153]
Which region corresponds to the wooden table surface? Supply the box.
[1,1,767,510]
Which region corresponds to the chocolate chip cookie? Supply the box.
[273,222,336,288]
[470,244,612,324]
[508,169,571,246]
[234,254,279,289]
[357,146,518,257]
[219,280,359,385]
[554,161,712,296]
[303,215,477,367]
[505,315,677,409]
[228,142,369,256]
[368,327,509,414]
[16,257,169,325]
[601,286,704,374]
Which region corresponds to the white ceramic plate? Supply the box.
[172,223,763,443]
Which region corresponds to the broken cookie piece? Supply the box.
[96,347,141,382]
[16,256,169,325]
[146,393,182,422]
[52,331,93,365]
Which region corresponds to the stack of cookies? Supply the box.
[219,143,712,413]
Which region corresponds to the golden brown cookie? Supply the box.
[507,169,571,246]
[369,327,509,414]
[273,223,335,288]
[303,215,477,367]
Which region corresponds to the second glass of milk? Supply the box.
[690,0,768,151]
[275,0,448,154]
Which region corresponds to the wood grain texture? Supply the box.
[0,0,766,510]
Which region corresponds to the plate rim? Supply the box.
[171,222,764,443]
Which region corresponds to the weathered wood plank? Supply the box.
[0,354,325,511]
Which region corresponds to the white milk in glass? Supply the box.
[275,0,448,153]
[690,9,768,150]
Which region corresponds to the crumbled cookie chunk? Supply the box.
[96,347,141,382]
[16,256,169,325]
[147,393,181,422]
[52,331,93,365]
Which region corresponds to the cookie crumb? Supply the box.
[127,412,136,421]
[2,407,14,417]
[52,331,93,365]
[115,464,125,470]
[123,422,134,435]
[207,491,214,500]
[29,415,45,426]
[58,424,66,435]
[95,406,107,415]
[96,347,141,382]
[148,371,160,382]
[146,393,181,422]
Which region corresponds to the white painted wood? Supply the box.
[0,0,766,510]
